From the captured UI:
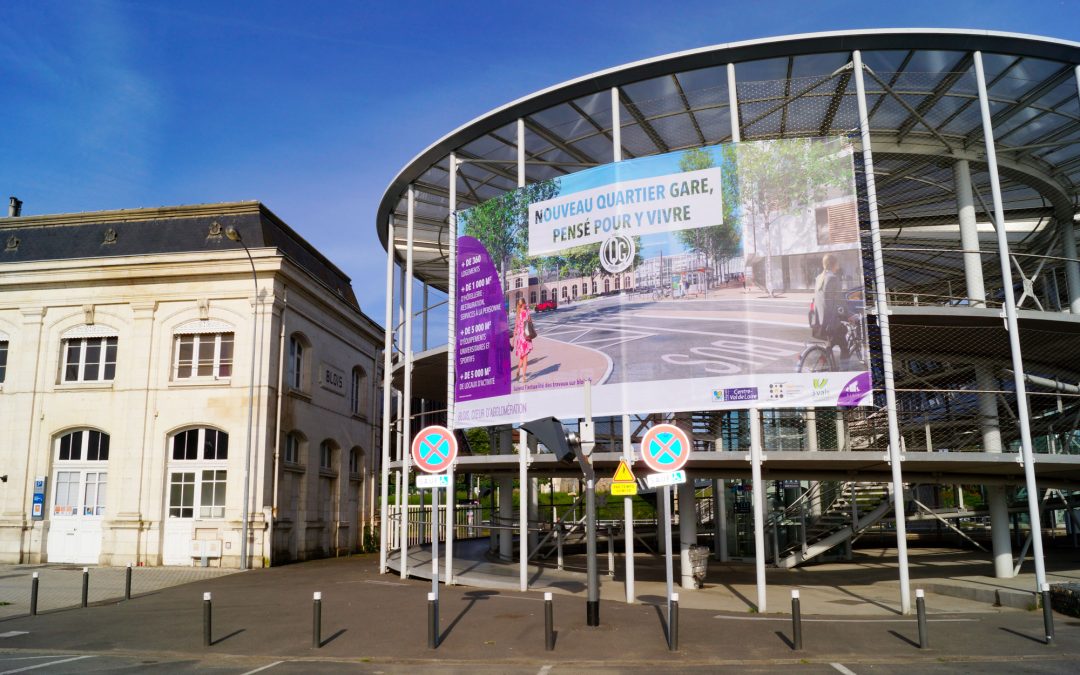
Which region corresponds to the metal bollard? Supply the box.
[556,525,564,571]
[313,591,323,648]
[607,527,615,577]
[203,592,212,647]
[916,589,928,649]
[125,563,132,600]
[30,573,39,616]
[81,568,89,608]
[544,592,554,651]
[427,592,438,649]
[1042,583,1054,645]
[668,592,679,651]
[791,589,802,651]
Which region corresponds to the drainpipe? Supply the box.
[269,287,288,566]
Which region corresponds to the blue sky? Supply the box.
[2,1,1078,327]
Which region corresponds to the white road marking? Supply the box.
[0,632,28,639]
[830,663,858,675]
[240,661,284,675]
[538,666,553,675]
[714,615,976,623]
[489,593,545,603]
[360,579,407,587]
[1,655,94,674]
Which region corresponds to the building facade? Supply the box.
[0,202,382,567]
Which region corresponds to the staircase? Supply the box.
[772,482,893,568]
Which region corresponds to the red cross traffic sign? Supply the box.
[411,425,458,474]
[640,424,691,474]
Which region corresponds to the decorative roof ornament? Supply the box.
[208,221,223,237]
[103,228,118,245]
[4,235,17,252]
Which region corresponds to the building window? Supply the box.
[530,291,537,304]
[53,429,110,518]
[815,206,831,245]
[562,286,568,300]
[173,321,234,380]
[349,448,361,476]
[592,281,597,294]
[284,432,303,465]
[60,326,118,383]
[168,427,229,520]
[172,428,228,461]
[515,277,522,289]
[625,275,631,289]
[288,334,308,390]
[572,285,578,299]
[0,338,8,384]
[319,440,335,471]
[350,367,367,417]
[540,289,547,302]
[605,278,610,293]
[615,276,621,290]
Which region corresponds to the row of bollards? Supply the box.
[29,563,134,617]
[204,591,329,650]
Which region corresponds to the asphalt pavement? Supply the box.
[0,554,1077,673]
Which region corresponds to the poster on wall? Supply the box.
[452,137,870,429]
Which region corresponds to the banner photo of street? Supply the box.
[452,137,871,429]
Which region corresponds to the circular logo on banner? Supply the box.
[640,423,692,474]
[411,425,458,474]
[600,234,635,274]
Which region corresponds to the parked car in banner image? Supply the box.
[535,298,558,313]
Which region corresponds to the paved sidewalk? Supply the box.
[0,554,1076,673]
[391,541,1080,616]
[0,564,236,618]
[512,335,612,389]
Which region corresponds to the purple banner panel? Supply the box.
[455,236,511,402]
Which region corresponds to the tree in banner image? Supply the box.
[460,178,561,293]
[737,138,851,297]
[676,147,742,285]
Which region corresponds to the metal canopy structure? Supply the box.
[377,29,1080,294]
[375,29,1080,619]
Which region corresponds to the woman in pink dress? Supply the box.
[513,297,533,384]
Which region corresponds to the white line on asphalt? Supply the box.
[1,655,94,674]
[538,666,553,675]
[830,663,857,675]
[0,657,76,663]
[359,579,407,586]
[0,632,28,639]
[489,593,545,603]
[713,615,976,623]
[240,661,283,675]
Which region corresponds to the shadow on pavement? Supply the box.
[211,628,244,646]
[998,625,1046,645]
[887,629,919,648]
[320,628,346,648]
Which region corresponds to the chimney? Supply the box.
[8,197,22,217]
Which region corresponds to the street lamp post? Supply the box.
[226,226,258,570]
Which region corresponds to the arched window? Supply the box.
[60,325,118,383]
[284,431,305,466]
[604,278,610,293]
[350,367,368,417]
[615,276,621,290]
[561,286,568,299]
[52,429,110,519]
[540,289,547,302]
[625,275,631,289]
[349,447,362,477]
[288,333,309,390]
[515,277,522,289]
[173,320,234,380]
[319,440,337,472]
[592,281,597,294]
[167,428,228,519]
[0,329,8,384]
[530,291,537,304]
[572,285,578,299]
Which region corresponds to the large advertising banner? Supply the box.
[453,137,870,429]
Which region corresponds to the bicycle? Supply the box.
[796,301,865,373]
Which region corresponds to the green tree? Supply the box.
[459,178,561,291]
[676,147,742,283]
[736,138,852,296]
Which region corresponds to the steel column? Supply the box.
[727,63,741,142]
[750,408,766,613]
[399,186,416,579]
[612,86,622,162]
[854,50,912,614]
[1065,66,1080,313]
[446,152,458,584]
[379,217,396,574]
[621,414,635,603]
[974,50,1048,594]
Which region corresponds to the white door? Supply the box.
[163,470,196,565]
[47,469,105,564]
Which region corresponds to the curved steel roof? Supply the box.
[377,28,1080,292]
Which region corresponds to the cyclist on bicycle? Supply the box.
[812,253,849,364]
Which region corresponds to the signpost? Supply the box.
[640,423,691,649]
[411,425,458,646]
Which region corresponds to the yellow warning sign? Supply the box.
[610,459,637,495]
[612,459,636,483]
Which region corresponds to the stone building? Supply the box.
[0,201,382,567]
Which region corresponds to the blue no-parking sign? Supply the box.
[640,424,691,474]
[410,425,458,474]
